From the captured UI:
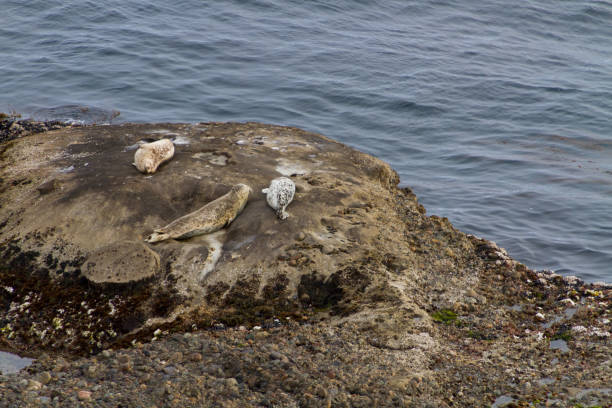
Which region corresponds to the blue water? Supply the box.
[2,0,611,282]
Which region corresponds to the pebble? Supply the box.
[255,331,270,340]
[170,351,183,362]
[189,352,203,362]
[466,288,477,298]
[163,366,177,376]
[322,245,334,255]
[37,371,52,385]
[77,390,91,401]
[563,275,581,285]
[26,380,42,391]
[85,364,97,378]
[117,354,131,365]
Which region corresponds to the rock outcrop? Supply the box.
[0,121,478,352]
[0,122,610,406]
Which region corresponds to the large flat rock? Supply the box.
[1,122,425,352]
[1,122,609,374]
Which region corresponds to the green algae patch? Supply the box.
[431,309,457,324]
[552,329,572,342]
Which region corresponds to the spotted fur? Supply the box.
[262,177,295,220]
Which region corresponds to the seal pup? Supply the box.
[145,184,251,243]
[262,177,295,220]
[134,138,175,174]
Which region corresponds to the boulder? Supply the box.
[0,122,507,354]
[2,122,610,406]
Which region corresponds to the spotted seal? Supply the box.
[262,177,295,220]
[145,184,252,243]
[134,138,175,174]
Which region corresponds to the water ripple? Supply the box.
[2,0,611,281]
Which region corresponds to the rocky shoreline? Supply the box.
[0,121,610,407]
[0,114,73,144]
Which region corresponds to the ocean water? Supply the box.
[1,0,611,282]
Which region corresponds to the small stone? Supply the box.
[296,232,306,241]
[560,298,575,306]
[86,364,97,378]
[189,353,203,362]
[54,357,68,371]
[225,378,239,395]
[26,380,42,391]
[314,384,328,398]
[101,350,112,358]
[535,312,545,321]
[255,331,269,340]
[117,354,131,364]
[452,302,467,312]
[37,179,58,195]
[37,371,52,385]
[170,351,183,362]
[163,366,177,376]
[563,275,581,285]
[77,390,91,401]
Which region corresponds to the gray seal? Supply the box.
[262,177,295,220]
[134,139,175,174]
[145,184,252,243]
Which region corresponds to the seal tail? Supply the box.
[145,231,171,243]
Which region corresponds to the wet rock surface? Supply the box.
[0,122,610,407]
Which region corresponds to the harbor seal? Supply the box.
[262,177,295,220]
[145,183,252,243]
[134,138,175,174]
